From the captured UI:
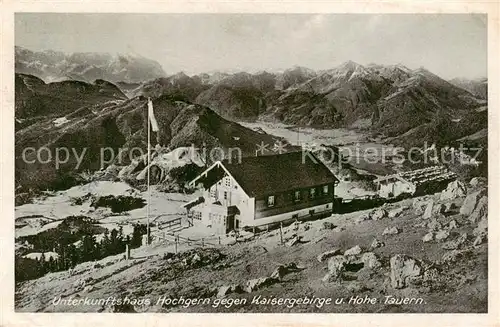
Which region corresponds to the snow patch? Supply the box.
[53,117,70,127]
[24,251,60,261]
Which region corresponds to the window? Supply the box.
[309,209,315,216]
[310,188,316,199]
[267,195,275,207]
[294,190,301,202]
[225,177,231,187]
[210,188,217,199]
[193,211,202,220]
[224,191,228,200]
[323,185,329,195]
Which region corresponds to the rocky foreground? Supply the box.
[15,178,488,313]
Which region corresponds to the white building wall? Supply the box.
[191,173,253,229]
[379,180,415,198]
[243,202,333,227]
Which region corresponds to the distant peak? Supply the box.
[338,60,363,70]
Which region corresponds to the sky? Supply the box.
[15,13,487,79]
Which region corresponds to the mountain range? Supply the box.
[15,46,166,84]
[129,61,487,144]
[15,47,488,192]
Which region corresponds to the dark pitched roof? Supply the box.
[221,151,338,197]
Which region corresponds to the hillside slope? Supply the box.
[15,95,291,192]
[15,183,488,313]
[15,74,127,123]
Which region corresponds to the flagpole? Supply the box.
[147,99,151,245]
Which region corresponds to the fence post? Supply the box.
[175,236,178,253]
[125,244,130,260]
[218,236,221,245]
[279,222,283,245]
[202,238,204,247]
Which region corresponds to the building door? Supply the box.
[226,215,235,233]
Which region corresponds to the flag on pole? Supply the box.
[147,98,159,132]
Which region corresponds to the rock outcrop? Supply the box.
[423,201,434,219]
[435,229,450,241]
[371,208,388,221]
[344,245,362,256]
[468,196,487,223]
[370,239,385,249]
[360,252,381,269]
[390,255,423,289]
[460,189,487,216]
[422,232,434,243]
[322,255,349,282]
[382,227,399,236]
[440,180,467,201]
[317,248,342,263]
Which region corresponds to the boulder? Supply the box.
[440,180,467,201]
[447,219,458,229]
[390,255,422,289]
[360,252,381,269]
[435,229,450,241]
[473,234,486,247]
[344,245,362,256]
[322,222,336,230]
[427,219,442,231]
[433,203,446,215]
[468,196,487,223]
[370,238,385,249]
[270,262,301,280]
[413,197,431,211]
[473,218,488,237]
[388,207,405,218]
[317,248,342,263]
[422,232,434,243]
[244,277,277,293]
[371,208,388,221]
[191,253,202,266]
[469,177,487,187]
[382,226,399,235]
[423,201,434,219]
[323,255,348,282]
[460,189,487,216]
[442,233,467,250]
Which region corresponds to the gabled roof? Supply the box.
[219,151,338,197]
